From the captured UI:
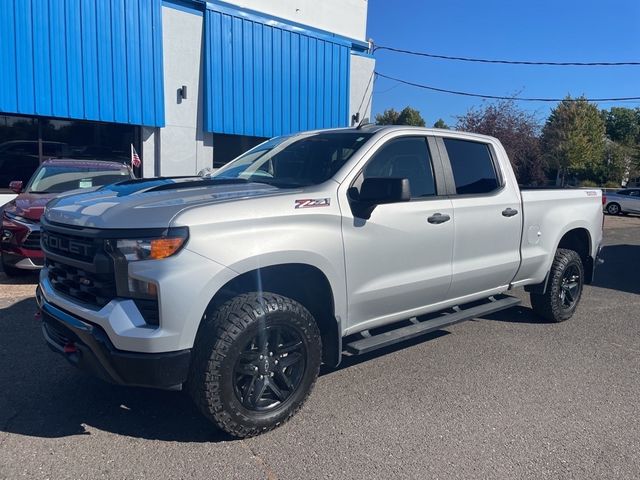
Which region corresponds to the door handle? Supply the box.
[502,208,518,217]
[427,213,451,224]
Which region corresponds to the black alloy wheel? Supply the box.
[233,324,307,412]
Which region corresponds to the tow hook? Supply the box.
[63,342,78,354]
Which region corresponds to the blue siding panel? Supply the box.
[0,0,18,113]
[242,19,254,136]
[290,33,300,134]
[65,0,85,119]
[252,22,263,137]
[232,17,244,135]
[262,25,273,137]
[97,0,115,121]
[307,37,317,130]
[0,0,164,127]
[299,35,308,132]
[271,27,282,135]
[111,0,129,123]
[49,0,68,118]
[33,0,52,116]
[203,4,350,135]
[14,0,35,115]
[221,13,234,134]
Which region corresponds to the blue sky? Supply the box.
[367,0,640,127]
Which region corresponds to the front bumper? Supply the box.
[40,298,191,389]
[1,249,44,269]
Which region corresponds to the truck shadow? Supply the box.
[591,244,640,295]
[0,270,39,285]
[0,297,232,443]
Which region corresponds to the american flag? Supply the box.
[131,144,141,168]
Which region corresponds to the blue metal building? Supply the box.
[0,0,374,197]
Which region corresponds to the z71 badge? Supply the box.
[295,198,331,209]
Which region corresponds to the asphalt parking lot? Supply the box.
[1,215,639,480]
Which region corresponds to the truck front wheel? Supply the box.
[530,248,584,322]
[188,292,322,438]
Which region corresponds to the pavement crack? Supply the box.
[242,440,278,480]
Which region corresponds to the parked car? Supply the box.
[37,126,603,437]
[603,188,640,215]
[1,159,134,276]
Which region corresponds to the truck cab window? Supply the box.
[362,137,436,198]
[443,138,499,195]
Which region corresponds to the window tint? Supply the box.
[363,137,436,198]
[443,138,499,194]
[214,132,373,187]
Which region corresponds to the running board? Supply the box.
[345,295,521,355]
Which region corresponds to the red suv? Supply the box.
[1,159,134,276]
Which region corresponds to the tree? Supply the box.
[540,97,606,186]
[375,108,400,125]
[603,107,640,145]
[456,100,546,184]
[375,106,426,127]
[433,118,449,129]
[602,107,640,183]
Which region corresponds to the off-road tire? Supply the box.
[606,202,621,215]
[188,292,322,438]
[530,248,584,323]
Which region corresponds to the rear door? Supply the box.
[340,135,454,329]
[437,136,522,299]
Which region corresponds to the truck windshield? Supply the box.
[212,132,373,187]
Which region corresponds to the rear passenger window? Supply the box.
[363,137,436,198]
[443,138,499,194]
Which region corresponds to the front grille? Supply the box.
[42,223,160,326]
[46,258,117,307]
[41,230,96,263]
[23,231,41,250]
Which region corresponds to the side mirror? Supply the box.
[350,177,411,219]
[9,180,23,194]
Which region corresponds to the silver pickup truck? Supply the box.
[37,126,603,437]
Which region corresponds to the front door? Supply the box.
[340,136,454,331]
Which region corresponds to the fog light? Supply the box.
[1,229,12,241]
[128,277,158,298]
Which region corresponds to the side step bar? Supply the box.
[345,295,521,355]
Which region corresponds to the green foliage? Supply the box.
[375,106,426,127]
[375,108,400,125]
[579,179,598,187]
[433,118,449,129]
[603,107,640,145]
[541,97,606,185]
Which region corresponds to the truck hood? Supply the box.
[44,178,286,229]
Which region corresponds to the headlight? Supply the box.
[114,227,188,261]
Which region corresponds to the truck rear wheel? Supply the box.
[188,292,322,438]
[530,248,584,323]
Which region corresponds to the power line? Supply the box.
[375,72,640,102]
[374,45,640,67]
